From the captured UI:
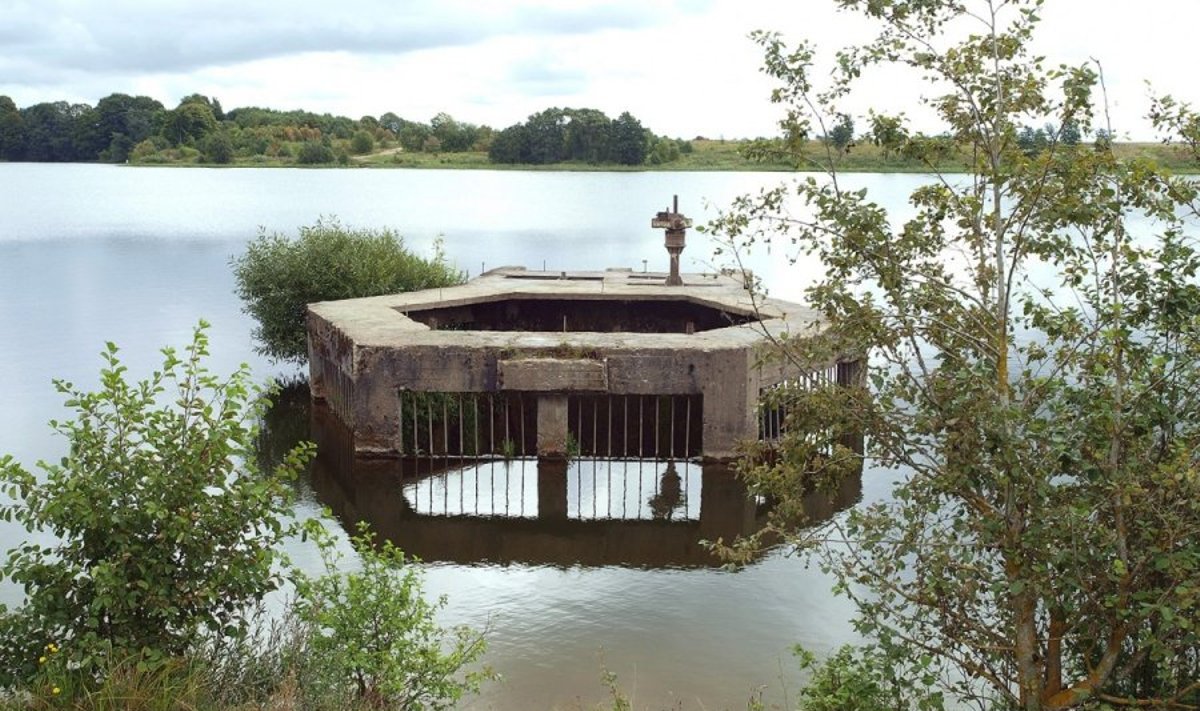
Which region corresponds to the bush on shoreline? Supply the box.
[0,326,490,710]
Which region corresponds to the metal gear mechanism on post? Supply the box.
[651,195,692,286]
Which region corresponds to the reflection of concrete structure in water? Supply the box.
[306,198,866,461]
[309,404,862,568]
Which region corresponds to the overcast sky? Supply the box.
[2,0,1198,140]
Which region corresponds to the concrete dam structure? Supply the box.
[306,198,864,462]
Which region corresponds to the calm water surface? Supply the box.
[0,163,920,709]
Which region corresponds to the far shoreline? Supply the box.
[7,139,1200,175]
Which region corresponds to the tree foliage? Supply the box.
[488,107,657,166]
[710,2,1200,709]
[826,113,855,152]
[0,324,313,686]
[231,218,465,364]
[296,139,335,164]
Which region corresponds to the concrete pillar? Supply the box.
[536,394,570,457]
[537,458,569,520]
[700,352,756,459]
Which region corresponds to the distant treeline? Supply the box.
[0,93,690,167]
[488,107,691,166]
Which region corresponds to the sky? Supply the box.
[2,0,1199,141]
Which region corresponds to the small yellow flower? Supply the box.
[47,643,59,653]
[38,655,47,664]
[52,687,61,696]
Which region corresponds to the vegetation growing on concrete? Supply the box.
[231,217,465,364]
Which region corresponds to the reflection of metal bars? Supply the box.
[401,458,702,521]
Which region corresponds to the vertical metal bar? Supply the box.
[592,397,598,459]
[638,396,644,459]
[427,396,433,458]
[473,397,479,506]
[670,396,676,459]
[685,397,691,458]
[398,390,404,455]
[443,396,449,457]
[488,394,495,456]
[576,397,583,457]
[457,394,464,460]
[591,456,597,519]
[411,392,418,456]
[623,395,629,459]
[504,396,511,455]
[520,394,527,457]
[655,396,661,461]
[607,396,613,459]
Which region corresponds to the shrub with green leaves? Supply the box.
[231,217,464,364]
[0,323,314,687]
[291,523,491,710]
[792,645,943,711]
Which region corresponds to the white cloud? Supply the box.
[1,0,1198,139]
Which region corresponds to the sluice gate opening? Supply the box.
[395,391,702,460]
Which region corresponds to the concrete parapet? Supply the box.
[307,267,845,460]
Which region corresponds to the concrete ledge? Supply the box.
[499,358,608,392]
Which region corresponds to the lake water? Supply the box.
[0,163,921,709]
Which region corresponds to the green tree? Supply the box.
[1059,119,1081,145]
[19,101,87,161]
[178,93,224,121]
[608,111,648,165]
[398,122,431,152]
[826,113,855,151]
[488,124,529,163]
[296,140,335,164]
[379,111,405,136]
[74,93,165,162]
[231,218,465,364]
[523,107,568,164]
[710,2,1200,709]
[164,101,217,146]
[203,130,235,164]
[429,112,478,152]
[0,324,313,685]
[350,129,375,155]
[564,108,612,163]
[292,523,490,709]
[0,95,23,160]
[868,112,904,158]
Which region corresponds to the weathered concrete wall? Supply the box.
[307,268,833,460]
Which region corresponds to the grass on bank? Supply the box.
[128,137,1200,174]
